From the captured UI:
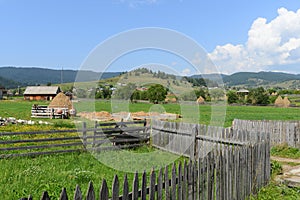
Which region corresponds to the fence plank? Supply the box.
[132,172,139,200]
[74,185,83,200]
[149,169,156,200]
[215,150,220,200]
[112,175,119,200]
[171,163,176,200]
[202,156,208,200]
[100,180,108,200]
[157,168,163,200]
[207,152,213,200]
[82,122,87,149]
[187,160,193,200]
[86,181,95,200]
[178,162,182,200]
[165,166,170,200]
[183,161,187,200]
[41,191,50,200]
[122,175,129,200]
[141,171,147,200]
[59,188,68,200]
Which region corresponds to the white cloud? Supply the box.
[181,68,191,76]
[209,7,300,74]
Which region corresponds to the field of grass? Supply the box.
[2,99,300,199]
[75,100,300,127]
[0,146,185,199]
[1,99,300,131]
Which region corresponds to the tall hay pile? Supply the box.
[196,96,205,104]
[48,92,73,110]
[283,97,291,108]
[274,96,290,108]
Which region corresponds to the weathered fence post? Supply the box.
[59,188,68,200]
[141,171,147,200]
[93,121,97,147]
[157,168,163,200]
[165,165,170,200]
[82,122,87,149]
[132,172,139,200]
[99,179,109,200]
[41,191,50,200]
[86,181,95,200]
[112,175,119,200]
[74,185,82,200]
[149,169,156,200]
[122,175,129,200]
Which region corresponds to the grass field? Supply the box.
[1,99,300,131]
[75,100,300,127]
[2,99,300,199]
[0,146,184,199]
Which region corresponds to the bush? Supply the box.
[271,160,282,176]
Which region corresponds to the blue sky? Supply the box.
[0,0,300,75]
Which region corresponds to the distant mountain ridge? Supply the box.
[0,67,121,88]
[223,71,300,85]
[191,71,300,88]
[1,66,300,89]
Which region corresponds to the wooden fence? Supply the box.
[7,120,270,199]
[233,119,300,148]
[151,120,268,159]
[0,120,149,158]
[21,140,270,200]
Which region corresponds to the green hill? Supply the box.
[0,66,121,88]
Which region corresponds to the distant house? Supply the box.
[24,86,61,100]
[237,89,249,95]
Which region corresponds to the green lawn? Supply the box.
[1,99,300,131]
[0,146,184,199]
[2,99,300,199]
[75,100,300,127]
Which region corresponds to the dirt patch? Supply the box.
[77,111,180,121]
[272,156,300,187]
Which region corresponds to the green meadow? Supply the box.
[1,99,300,131]
[1,99,300,199]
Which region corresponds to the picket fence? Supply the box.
[21,141,269,200]
[20,120,270,200]
[233,119,300,148]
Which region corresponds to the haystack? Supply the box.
[48,92,73,110]
[283,97,291,108]
[274,96,290,108]
[274,96,284,107]
[196,96,205,104]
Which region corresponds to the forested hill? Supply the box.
[1,66,300,89]
[223,71,300,87]
[0,67,121,88]
[0,76,20,88]
[191,71,300,88]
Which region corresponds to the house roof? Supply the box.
[237,89,249,93]
[24,86,60,95]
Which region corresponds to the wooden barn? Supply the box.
[24,86,61,100]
